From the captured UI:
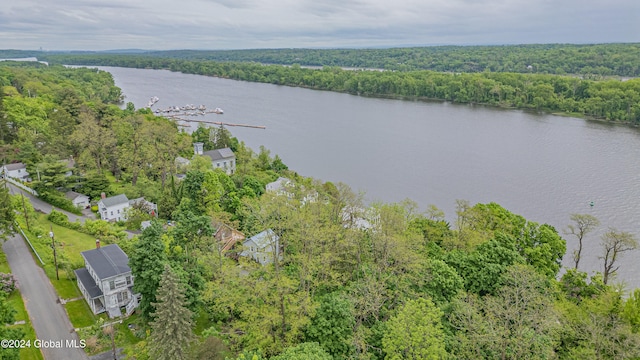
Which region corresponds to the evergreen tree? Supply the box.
[130,221,167,320]
[149,264,195,360]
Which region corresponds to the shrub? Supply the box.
[39,191,82,215]
[0,273,17,293]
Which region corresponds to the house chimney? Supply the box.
[194,142,204,156]
[96,239,101,249]
[101,192,106,199]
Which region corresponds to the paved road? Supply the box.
[7,183,91,224]
[3,233,89,360]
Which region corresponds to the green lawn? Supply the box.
[65,300,104,329]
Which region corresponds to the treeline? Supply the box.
[32,43,640,76]
[42,54,640,123]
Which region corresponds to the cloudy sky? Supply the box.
[1,0,638,51]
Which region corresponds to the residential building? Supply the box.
[266,177,293,197]
[240,229,281,265]
[214,223,245,253]
[1,163,29,181]
[74,242,138,318]
[98,194,130,222]
[193,142,236,175]
[65,191,90,208]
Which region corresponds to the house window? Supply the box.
[117,291,129,303]
[110,211,113,216]
[117,209,120,214]
[126,276,132,286]
[109,280,115,290]
[224,161,227,168]
[217,163,221,167]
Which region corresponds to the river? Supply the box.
[96,66,640,289]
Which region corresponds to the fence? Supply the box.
[14,222,45,266]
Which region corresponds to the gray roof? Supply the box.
[203,148,235,161]
[65,191,88,201]
[81,244,131,280]
[99,194,129,208]
[75,268,103,299]
[244,229,279,249]
[3,163,26,171]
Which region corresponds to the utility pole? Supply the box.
[21,193,30,231]
[49,225,59,280]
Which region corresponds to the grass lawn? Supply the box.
[17,214,100,298]
[65,299,104,329]
[5,288,44,359]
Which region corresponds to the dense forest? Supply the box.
[5,43,640,76]
[12,44,640,124]
[2,62,640,360]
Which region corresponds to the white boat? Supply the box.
[213,107,224,114]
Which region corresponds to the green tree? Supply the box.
[0,183,14,240]
[565,213,600,270]
[449,265,558,360]
[130,221,168,320]
[382,297,447,360]
[305,293,355,358]
[149,264,195,360]
[271,342,333,360]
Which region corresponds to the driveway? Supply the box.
[3,233,89,360]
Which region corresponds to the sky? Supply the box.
[1,0,638,51]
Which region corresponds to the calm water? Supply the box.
[98,66,640,289]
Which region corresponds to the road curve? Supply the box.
[3,233,88,360]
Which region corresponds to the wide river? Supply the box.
[98,66,640,289]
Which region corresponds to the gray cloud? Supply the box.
[0,0,637,50]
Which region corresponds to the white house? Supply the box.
[1,163,29,181]
[65,191,90,208]
[266,177,293,197]
[240,229,281,265]
[193,142,236,175]
[98,194,130,222]
[74,242,139,318]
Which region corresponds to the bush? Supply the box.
[0,273,17,293]
[39,191,82,215]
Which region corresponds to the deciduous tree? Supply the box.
[565,213,600,269]
[600,228,638,284]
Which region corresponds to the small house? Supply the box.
[194,142,236,175]
[266,177,294,197]
[98,194,130,222]
[65,191,90,209]
[1,163,29,181]
[214,223,245,253]
[74,242,139,318]
[240,229,281,265]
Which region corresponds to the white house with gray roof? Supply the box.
[240,229,281,265]
[194,142,236,175]
[1,163,29,181]
[74,243,138,318]
[98,194,130,222]
[65,191,90,209]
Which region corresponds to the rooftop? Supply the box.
[99,194,129,208]
[3,163,26,171]
[203,148,235,161]
[81,244,131,280]
[245,229,279,250]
